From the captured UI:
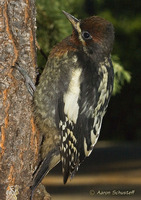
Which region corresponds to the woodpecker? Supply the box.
[31,11,114,197]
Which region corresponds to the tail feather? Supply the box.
[30,148,60,200]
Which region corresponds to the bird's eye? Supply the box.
[82,31,92,40]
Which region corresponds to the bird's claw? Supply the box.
[12,62,36,96]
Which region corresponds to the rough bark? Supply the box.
[0,0,49,199]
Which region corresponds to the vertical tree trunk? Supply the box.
[0,1,49,199]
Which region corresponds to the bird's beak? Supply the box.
[62,11,81,33]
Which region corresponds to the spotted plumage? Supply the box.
[31,11,114,197]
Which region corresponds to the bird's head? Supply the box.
[63,11,114,60]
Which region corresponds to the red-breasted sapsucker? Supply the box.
[31,10,114,197]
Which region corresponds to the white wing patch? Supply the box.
[84,137,92,157]
[90,130,97,146]
[94,63,108,117]
[84,130,99,157]
[63,68,82,123]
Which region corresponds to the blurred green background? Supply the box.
[36,0,141,141]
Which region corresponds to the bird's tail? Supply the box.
[30,147,60,200]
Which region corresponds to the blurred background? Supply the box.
[36,0,141,199]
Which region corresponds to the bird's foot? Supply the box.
[12,63,36,96]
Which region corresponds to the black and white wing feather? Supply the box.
[58,67,82,184]
[58,56,114,184]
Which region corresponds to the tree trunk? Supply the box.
[0,1,49,199]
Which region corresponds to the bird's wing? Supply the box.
[57,66,83,184]
[57,64,101,183]
[58,96,79,184]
